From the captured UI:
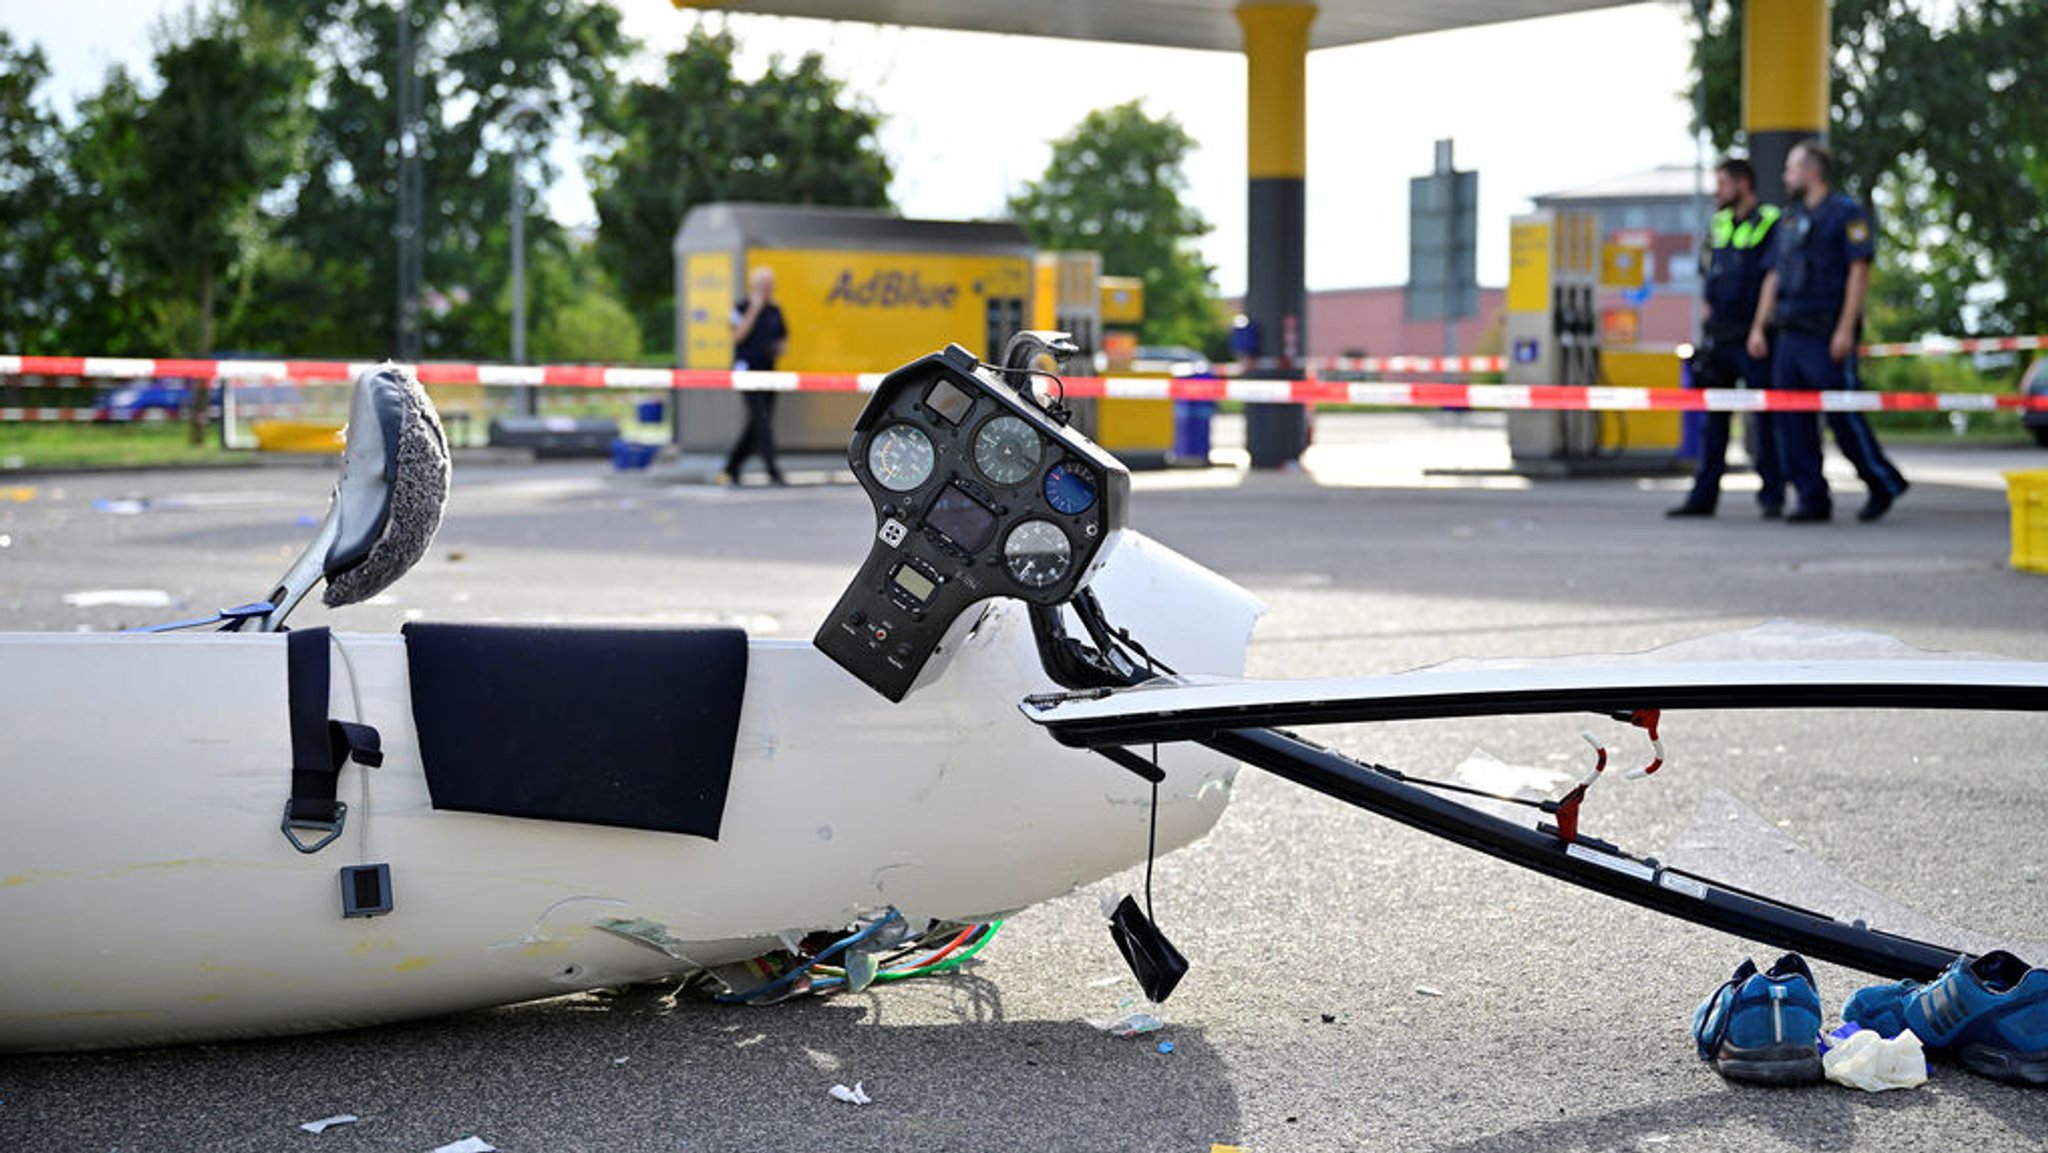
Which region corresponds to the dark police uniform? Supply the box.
[1676,202,1783,514]
[723,296,789,482]
[1765,192,1906,517]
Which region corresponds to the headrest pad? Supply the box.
[323,365,450,607]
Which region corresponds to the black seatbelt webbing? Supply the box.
[286,627,337,823]
[283,627,382,852]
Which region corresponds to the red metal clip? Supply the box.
[1550,732,1608,845]
[1621,709,1665,778]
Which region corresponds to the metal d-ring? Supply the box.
[281,801,349,854]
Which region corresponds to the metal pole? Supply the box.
[1690,0,1710,346]
[510,154,533,415]
[395,0,418,361]
[497,101,547,416]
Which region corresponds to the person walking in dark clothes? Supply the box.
[1669,156,1785,518]
[1746,140,1909,523]
[723,266,789,485]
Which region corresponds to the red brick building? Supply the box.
[1230,166,1710,363]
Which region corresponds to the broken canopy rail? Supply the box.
[1022,659,2048,749]
[1020,658,2048,979]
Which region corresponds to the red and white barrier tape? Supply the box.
[1226,354,1506,375]
[1227,334,2046,376]
[3,354,2044,417]
[1860,334,2047,358]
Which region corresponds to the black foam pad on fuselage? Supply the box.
[403,623,747,838]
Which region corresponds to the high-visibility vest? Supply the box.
[1710,203,1780,251]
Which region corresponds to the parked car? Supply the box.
[2023,358,2048,447]
[94,380,190,421]
[1128,345,1214,377]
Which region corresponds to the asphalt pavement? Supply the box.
[3,412,2046,1152]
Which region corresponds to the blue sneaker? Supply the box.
[1693,953,1824,1083]
[1843,950,2048,1086]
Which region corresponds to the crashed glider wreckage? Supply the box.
[4,335,2046,1053]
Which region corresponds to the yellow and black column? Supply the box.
[1743,0,1829,205]
[1238,3,1314,468]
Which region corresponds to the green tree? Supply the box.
[125,4,311,357]
[1007,101,1220,350]
[51,69,157,355]
[526,239,644,363]
[588,26,894,352]
[1690,0,2048,338]
[236,0,630,359]
[0,34,73,353]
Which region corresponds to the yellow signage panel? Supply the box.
[1601,242,1647,289]
[749,247,1032,371]
[1507,220,1552,314]
[682,251,735,370]
[1100,276,1145,326]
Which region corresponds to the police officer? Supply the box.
[1746,140,1909,523]
[1668,156,1784,518]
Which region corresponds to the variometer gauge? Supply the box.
[1042,461,1097,515]
[973,415,1041,486]
[866,424,936,492]
[1002,520,1072,589]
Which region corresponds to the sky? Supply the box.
[7,1,1703,295]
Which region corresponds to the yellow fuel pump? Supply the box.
[1504,209,1680,472]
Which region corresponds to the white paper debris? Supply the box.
[1414,985,1445,998]
[828,1081,873,1106]
[1823,1027,1927,1092]
[300,1114,358,1134]
[62,588,174,608]
[431,1137,497,1153]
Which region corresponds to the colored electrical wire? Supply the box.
[714,909,905,1005]
[877,922,1000,980]
[813,921,1004,984]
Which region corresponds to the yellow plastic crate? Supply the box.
[2007,470,2048,573]
[251,419,344,454]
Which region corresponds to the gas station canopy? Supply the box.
[683,0,1640,52]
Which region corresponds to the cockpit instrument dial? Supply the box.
[866,424,936,492]
[1042,461,1098,515]
[1002,520,1072,589]
[973,415,1041,486]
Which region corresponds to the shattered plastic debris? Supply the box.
[1450,747,1571,801]
[828,1082,873,1106]
[300,1115,359,1134]
[1157,1041,1176,1055]
[431,1138,497,1153]
[592,915,693,959]
[845,949,880,993]
[1101,1010,1167,1036]
[1821,1025,1927,1092]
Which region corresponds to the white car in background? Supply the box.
[1128,345,1214,377]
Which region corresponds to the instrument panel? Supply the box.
[815,343,1129,702]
